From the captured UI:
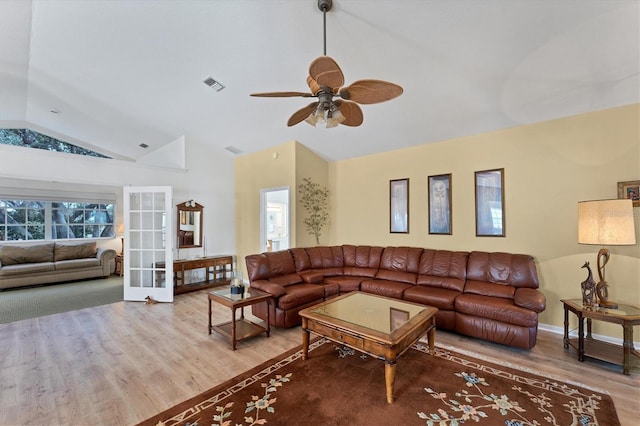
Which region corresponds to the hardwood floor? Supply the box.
[0,289,638,425]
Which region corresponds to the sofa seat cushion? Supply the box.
[455,294,538,328]
[342,266,377,278]
[277,284,325,310]
[324,276,367,293]
[54,258,101,270]
[269,273,303,287]
[403,286,460,310]
[360,279,413,299]
[0,262,55,276]
[0,243,54,265]
[319,282,340,298]
[54,242,97,261]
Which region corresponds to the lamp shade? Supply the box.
[578,199,636,245]
[116,223,125,237]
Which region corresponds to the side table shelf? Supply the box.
[562,299,640,375]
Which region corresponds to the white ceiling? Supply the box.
[1,0,638,163]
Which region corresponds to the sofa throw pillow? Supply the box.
[54,242,97,261]
[0,243,55,265]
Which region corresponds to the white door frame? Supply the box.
[123,186,173,302]
[260,186,290,252]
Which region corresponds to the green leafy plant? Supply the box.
[298,177,329,244]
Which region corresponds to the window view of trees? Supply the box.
[0,129,110,158]
[0,200,115,241]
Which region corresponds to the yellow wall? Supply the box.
[235,141,329,278]
[236,104,640,338]
[330,104,640,337]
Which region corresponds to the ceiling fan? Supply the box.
[250,0,403,128]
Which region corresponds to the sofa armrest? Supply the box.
[514,288,546,313]
[250,279,286,298]
[97,247,117,264]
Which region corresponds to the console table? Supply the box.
[562,299,640,375]
[157,255,233,295]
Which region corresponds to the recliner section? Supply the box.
[245,245,546,349]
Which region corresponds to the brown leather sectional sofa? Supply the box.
[245,245,546,349]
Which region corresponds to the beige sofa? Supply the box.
[0,242,116,290]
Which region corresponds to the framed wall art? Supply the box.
[390,178,409,233]
[428,173,452,235]
[617,180,640,207]
[475,168,505,237]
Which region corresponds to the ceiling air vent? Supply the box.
[225,145,242,154]
[203,77,225,92]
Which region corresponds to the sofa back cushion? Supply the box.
[304,246,344,270]
[290,248,311,271]
[246,253,270,281]
[54,242,97,261]
[342,245,384,268]
[342,245,383,278]
[245,250,301,285]
[465,251,539,298]
[0,243,54,265]
[376,246,422,284]
[416,249,468,292]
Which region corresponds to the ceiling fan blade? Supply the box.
[251,91,314,98]
[334,100,363,127]
[309,56,344,90]
[287,102,318,127]
[339,80,403,104]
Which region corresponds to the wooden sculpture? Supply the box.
[580,261,596,307]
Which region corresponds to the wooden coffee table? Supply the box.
[299,291,437,403]
[208,287,271,350]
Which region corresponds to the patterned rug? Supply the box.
[139,339,620,426]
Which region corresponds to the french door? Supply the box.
[123,186,173,302]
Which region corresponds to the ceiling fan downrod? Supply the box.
[318,0,332,56]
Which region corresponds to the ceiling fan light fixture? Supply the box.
[326,106,345,128]
[305,112,319,126]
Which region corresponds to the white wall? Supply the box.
[0,140,236,258]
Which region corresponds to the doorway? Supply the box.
[260,187,290,252]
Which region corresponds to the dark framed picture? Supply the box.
[390,178,409,233]
[475,168,505,237]
[617,180,640,207]
[428,174,452,235]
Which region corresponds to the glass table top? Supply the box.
[211,286,265,301]
[309,292,426,334]
[564,299,640,317]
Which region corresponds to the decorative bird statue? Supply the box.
[580,261,596,307]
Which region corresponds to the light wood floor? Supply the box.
[0,289,638,426]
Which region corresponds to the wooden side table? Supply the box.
[114,254,124,276]
[208,287,271,350]
[562,299,640,375]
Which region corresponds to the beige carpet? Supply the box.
[0,276,123,324]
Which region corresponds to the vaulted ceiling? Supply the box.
[1,0,638,163]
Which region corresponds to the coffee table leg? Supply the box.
[385,361,396,403]
[428,321,436,355]
[301,319,309,360]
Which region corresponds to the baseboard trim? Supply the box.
[539,322,640,347]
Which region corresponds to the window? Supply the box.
[0,199,115,241]
[0,129,110,158]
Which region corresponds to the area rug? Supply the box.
[139,338,620,426]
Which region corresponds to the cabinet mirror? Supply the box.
[177,201,203,248]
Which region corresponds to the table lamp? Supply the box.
[116,223,125,255]
[578,199,636,308]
